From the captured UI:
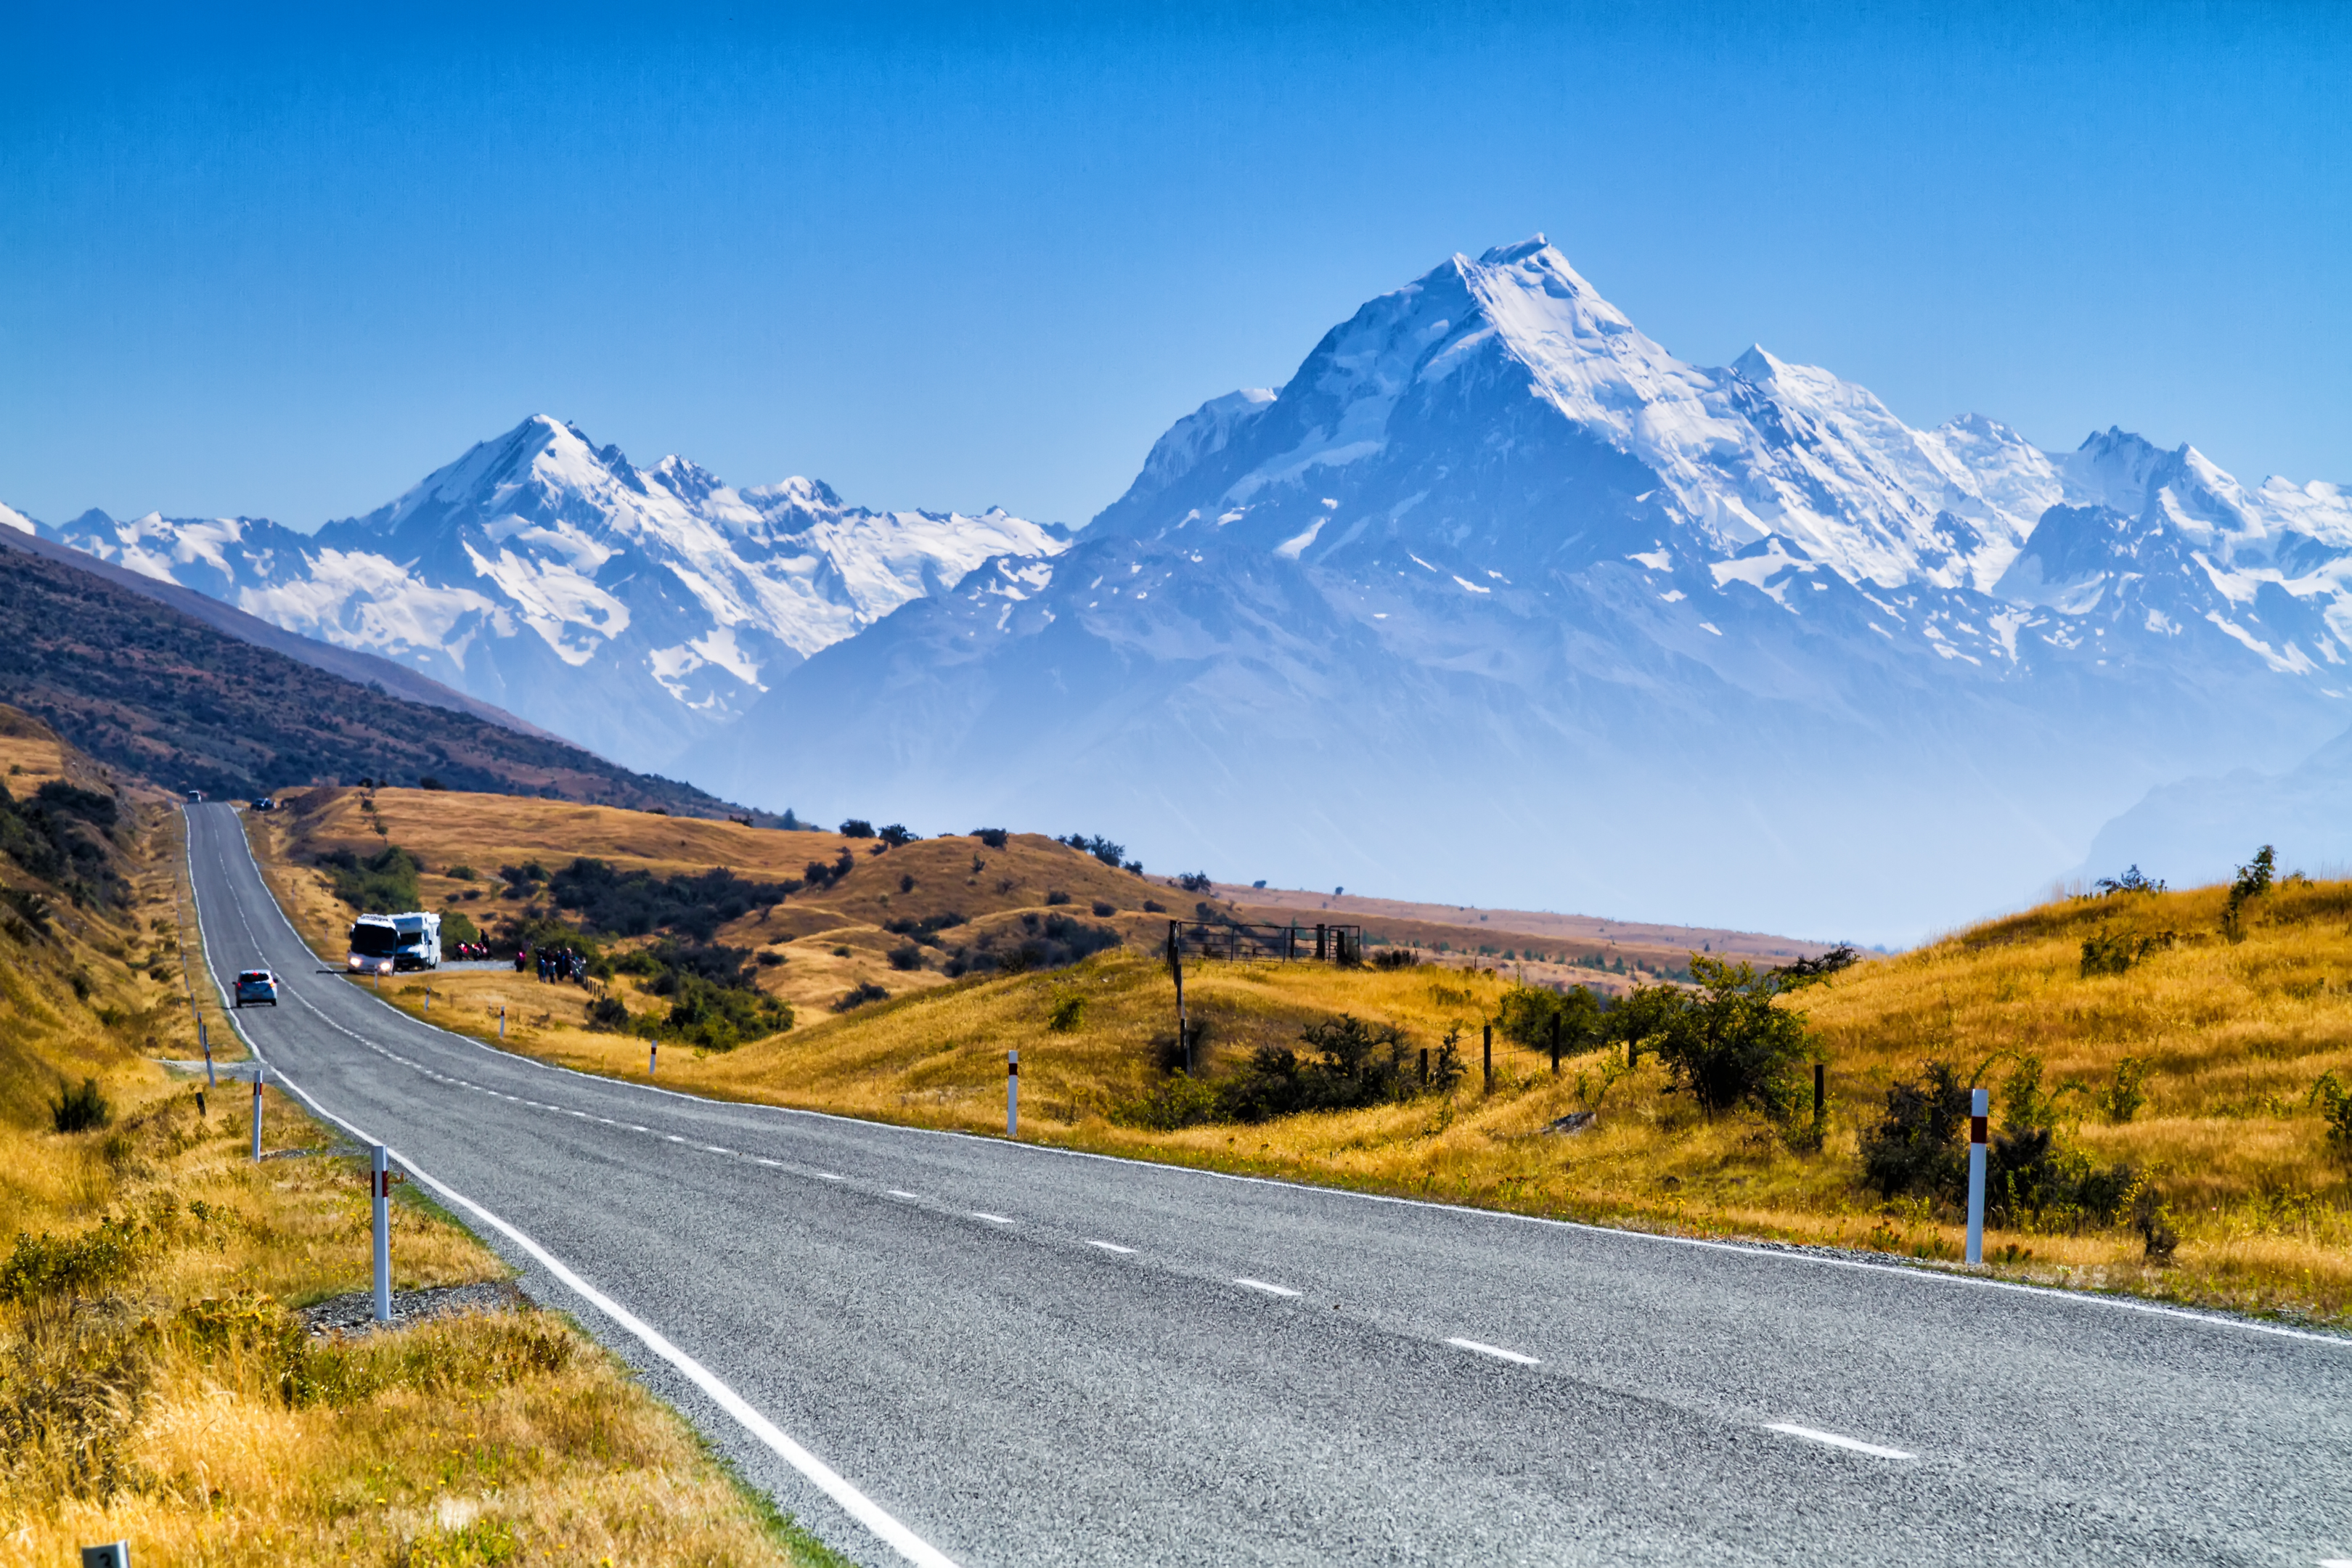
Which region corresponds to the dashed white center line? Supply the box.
[1233,1277,1300,1297]
[703,1146,733,1156]
[971,1212,1015,1225]
[1446,1337,1541,1366]
[888,1189,920,1199]
[1766,1423,1916,1461]
[753,1158,783,1168]
[814,1172,844,1181]
[664,1134,687,1143]
[1085,1240,1137,1254]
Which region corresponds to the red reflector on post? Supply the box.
[1970,1114,1988,1143]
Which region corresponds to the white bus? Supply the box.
[347,911,442,975]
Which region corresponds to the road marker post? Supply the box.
[202,1028,216,1087]
[649,1041,658,1077]
[250,1068,264,1162]
[372,1145,393,1324]
[1549,1012,1562,1074]
[1483,1023,1493,1093]
[1007,1049,1019,1138]
[499,1005,506,1041]
[1966,1087,1989,1265]
[422,984,430,1016]
[1813,1062,1826,1138]
[78,1542,128,1567]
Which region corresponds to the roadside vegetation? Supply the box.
[0,707,834,1563]
[253,786,2352,1326]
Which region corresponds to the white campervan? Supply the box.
[346,911,441,974]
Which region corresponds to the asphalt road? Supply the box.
[182,803,2351,1567]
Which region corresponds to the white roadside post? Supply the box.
[1966,1086,1989,1265]
[202,1022,215,1087]
[250,1067,264,1163]
[372,1145,393,1324]
[1007,1049,1019,1138]
[650,1041,658,1077]
[499,1005,506,1041]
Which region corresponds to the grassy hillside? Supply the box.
[0,539,730,813]
[261,786,2352,1326]
[0,714,831,1562]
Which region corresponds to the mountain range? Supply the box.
[3,421,1066,772]
[12,236,2351,938]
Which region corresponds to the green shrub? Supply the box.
[316,843,422,912]
[833,981,889,1012]
[2080,929,2152,977]
[2222,844,2277,941]
[1048,995,1085,1032]
[1773,944,1859,985]
[2094,1055,2151,1123]
[2310,1072,2352,1161]
[1497,982,1601,1057]
[1113,1072,1220,1131]
[887,944,925,971]
[50,1077,110,1133]
[973,828,1009,849]
[1859,1060,1971,1202]
[1215,1015,1416,1122]
[1605,958,1813,1119]
[584,994,629,1032]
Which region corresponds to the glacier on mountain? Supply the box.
[29,417,1066,772]
[682,237,2352,940]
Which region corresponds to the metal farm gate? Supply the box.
[1167,919,1363,965]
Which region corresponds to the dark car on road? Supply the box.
[233,968,279,1007]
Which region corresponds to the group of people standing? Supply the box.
[518,945,587,984]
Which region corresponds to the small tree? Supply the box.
[2222,844,2277,942]
[1607,958,1813,1119]
[838,819,875,839]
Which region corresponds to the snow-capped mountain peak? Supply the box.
[33,416,1066,772]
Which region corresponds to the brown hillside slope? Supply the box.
[0,539,731,813]
[266,786,2352,1324]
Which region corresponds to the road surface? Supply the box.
[182,803,2351,1566]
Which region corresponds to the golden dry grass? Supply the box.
[256,787,2352,1326]
[3,780,834,1564]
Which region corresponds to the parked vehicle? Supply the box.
[234,968,279,1007]
[346,910,441,974]
[250,796,277,812]
[184,789,205,803]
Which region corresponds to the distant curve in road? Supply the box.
[182,804,2351,1567]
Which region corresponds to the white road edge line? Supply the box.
[1233,1277,1300,1297]
[1445,1337,1540,1365]
[1765,1422,1916,1461]
[240,1052,962,1568]
[1084,1240,1136,1254]
[194,807,2352,1354]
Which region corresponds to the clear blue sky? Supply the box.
[3,2,2345,530]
